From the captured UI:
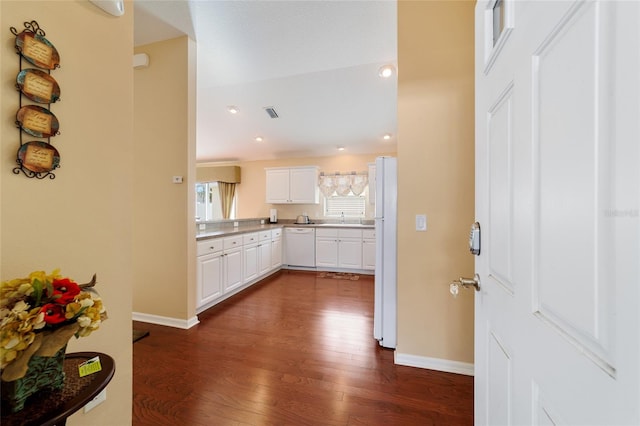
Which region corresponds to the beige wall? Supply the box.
[1,1,133,424]
[201,152,395,221]
[397,1,475,362]
[133,37,197,321]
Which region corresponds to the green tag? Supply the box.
[78,356,102,377]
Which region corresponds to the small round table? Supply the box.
[1,352,115,426]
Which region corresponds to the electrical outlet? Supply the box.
[84,389,107,413]
[233,221,239,227]
[198,224,206,230]
[172,176,183,184]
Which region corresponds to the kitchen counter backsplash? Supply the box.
[196,217,374,239]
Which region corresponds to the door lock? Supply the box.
[449,274,481,297]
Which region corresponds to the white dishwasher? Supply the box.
[284,227,316,268]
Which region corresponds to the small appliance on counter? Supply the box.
[295,214,312,224]
[269,209,278,223]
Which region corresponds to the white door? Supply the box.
[474,1,639,424]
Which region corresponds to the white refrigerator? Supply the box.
[373,156,397,349]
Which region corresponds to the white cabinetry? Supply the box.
[243,233,259,284]
[223,236,243,293]
[196,239,224,308]
[258,230,272,276]
[315,228,363,269]
[197,227,283,313]
[362,229,376,271]
[265,166,319,204]
[271,228,282,269]
[315,230,339,267]
[197,236,243,309]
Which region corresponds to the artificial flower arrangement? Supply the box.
[0,269,107,382]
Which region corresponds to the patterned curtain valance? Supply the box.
[318,171,368,197]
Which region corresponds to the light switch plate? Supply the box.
[416,214,427,231]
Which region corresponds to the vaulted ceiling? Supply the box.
[134,1,397,162]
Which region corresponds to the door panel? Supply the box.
[475,1,639,424]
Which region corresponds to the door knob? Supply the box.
[449,274,481,297]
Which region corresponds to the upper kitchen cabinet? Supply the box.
[265,166,319,204]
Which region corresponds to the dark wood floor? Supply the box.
[133,270,473,425]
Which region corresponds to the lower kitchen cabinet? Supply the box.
[315,235,338,267]
[271,229,282,269]
[224,246,243,293]
[196,252,223,307]
[197,227,284,312]
[243,233,260,284]
[315,228,363,270]
[258,230,272,275]
[338,237,362,269]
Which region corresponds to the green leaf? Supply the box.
[32,279,43,306]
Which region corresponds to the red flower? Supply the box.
[52,278,81,304]
[41,303,67,324]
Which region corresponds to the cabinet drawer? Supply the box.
[271,228,282,239]
[197,238,223,256]
[224,235,243,250]
[243,232,259,245]
[259,231,272,241]
[316,228,338,238]
[363,229,376,239]
[338,229,362,239]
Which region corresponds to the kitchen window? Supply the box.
[324,194,365,218]
[318,171,368,219]
[195,182,237,221]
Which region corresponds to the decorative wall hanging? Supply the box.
[10,21,62,179]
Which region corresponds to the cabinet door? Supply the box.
[265,169,291,203]
[362,239,376,270]
[271,237,282,269]
[258,241,272,276]
[316,237,338,267]
[197,253,223,307]
[289,168,318,204]
[224,247,243,292]
[338,239,362,269]
[243,244,258,284]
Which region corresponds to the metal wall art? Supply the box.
[10,21,62,179]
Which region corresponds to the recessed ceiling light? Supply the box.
[337,146,345,151]
[227,105,239,114]
[255,136,263,142]
[378,65,395,78]
[383,133,392,140]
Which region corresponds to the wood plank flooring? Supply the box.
[133,270,473,425]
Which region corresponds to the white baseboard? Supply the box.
[395,352,474,376]
[132,312,199,329]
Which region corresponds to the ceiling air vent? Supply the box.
[264,107,279,119]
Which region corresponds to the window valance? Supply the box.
[318,171,368,197]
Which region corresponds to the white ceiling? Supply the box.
[134,0,397,163]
